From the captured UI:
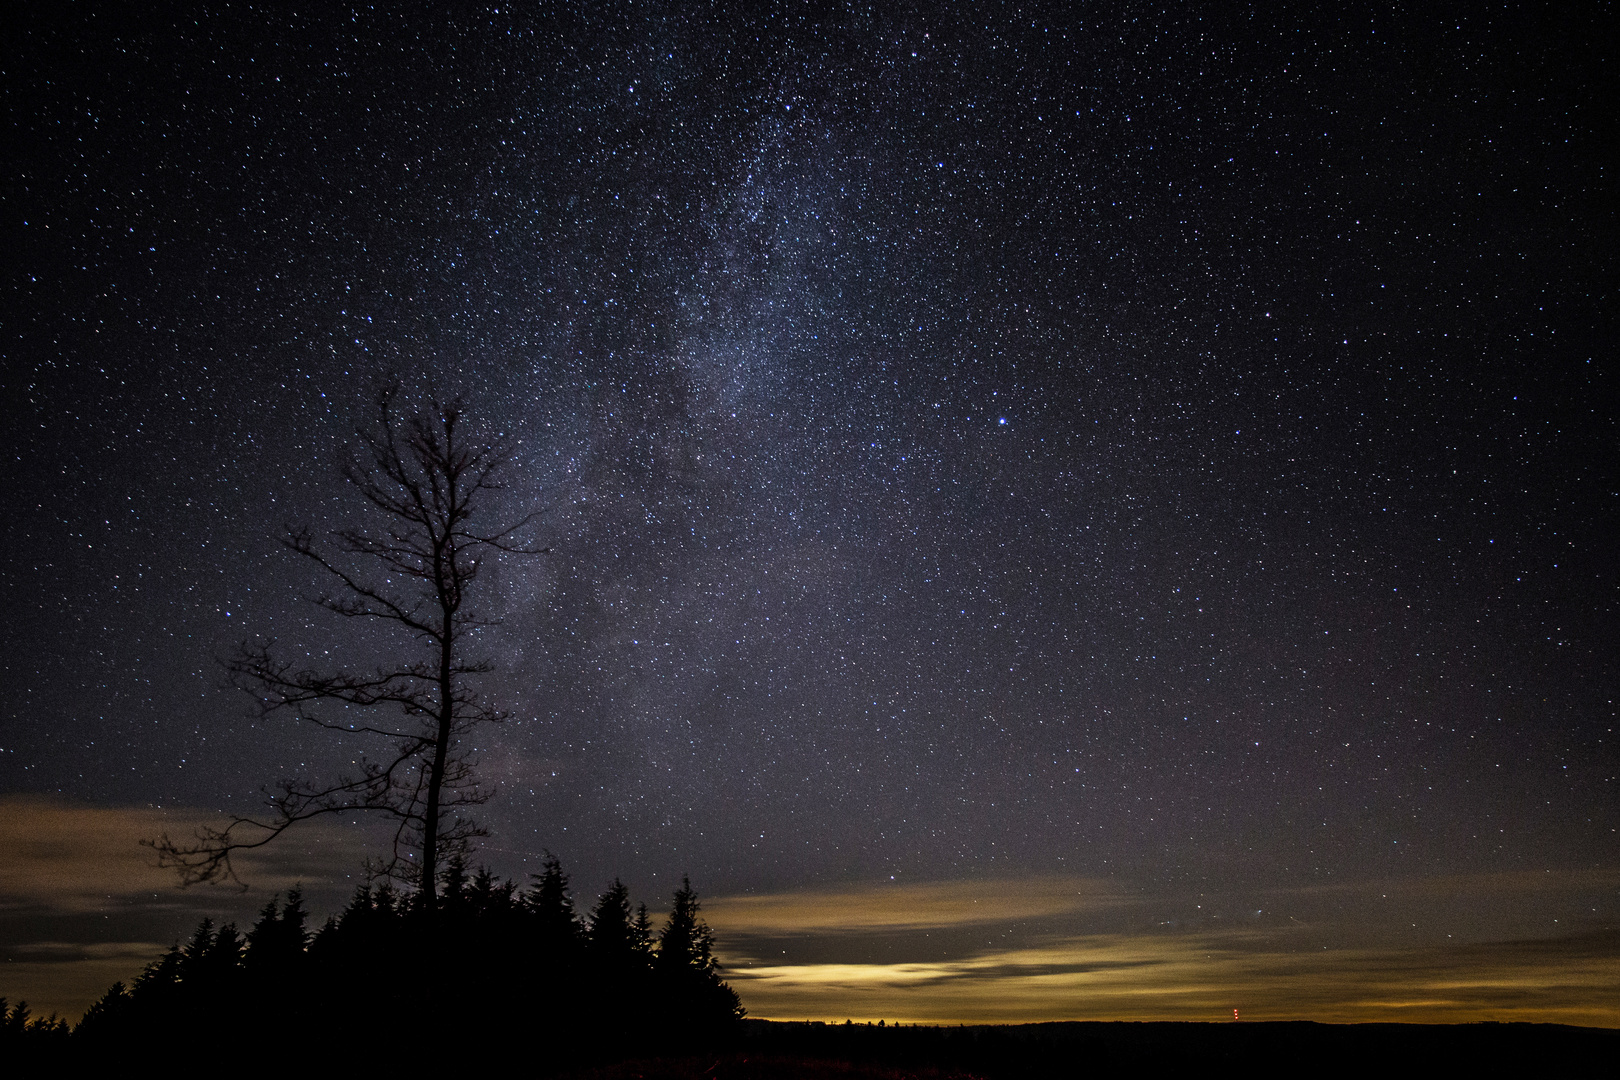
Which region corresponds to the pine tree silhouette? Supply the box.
[69,861,742,1062]
[655,875,745,1038]
[529,853,585,955]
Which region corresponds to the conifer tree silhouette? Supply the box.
[657,875,716,974]
[589,879,640,965]
[246,889,310,974]
[655,875,744,1033]
[530,853,584,954]
[71,862,744,1059]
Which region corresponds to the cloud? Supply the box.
[0,795,372,1020]
[0,795,367,913]
[705,876,1128,935]
[722,929,1620,1026]
[704,873,1620,1026]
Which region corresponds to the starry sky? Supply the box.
[3,3,1616,1023]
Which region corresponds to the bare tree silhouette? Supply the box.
[148,385,546,909]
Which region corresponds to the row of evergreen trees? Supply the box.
[1,999,69,1045]
[4,857,741,1062]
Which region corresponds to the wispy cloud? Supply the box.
[7,810,1615,1029]
[0,795,370,1019]
[0,795,368,913]
[706,875,1620,1026]
[723,930,1620,1026]
[705,876,1128,934]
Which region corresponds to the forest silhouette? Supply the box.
[2,856,741,1067]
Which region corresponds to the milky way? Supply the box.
[4,4,1614,993]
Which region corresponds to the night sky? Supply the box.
[4,3,1616,1024]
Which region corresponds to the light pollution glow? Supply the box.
[3,797,1616,1026]
[719,930,1620,1027]
[705,878,1620,1026]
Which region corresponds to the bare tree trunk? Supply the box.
[421,628,454,913]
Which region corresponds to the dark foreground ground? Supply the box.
[561,1018,1619,1078]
